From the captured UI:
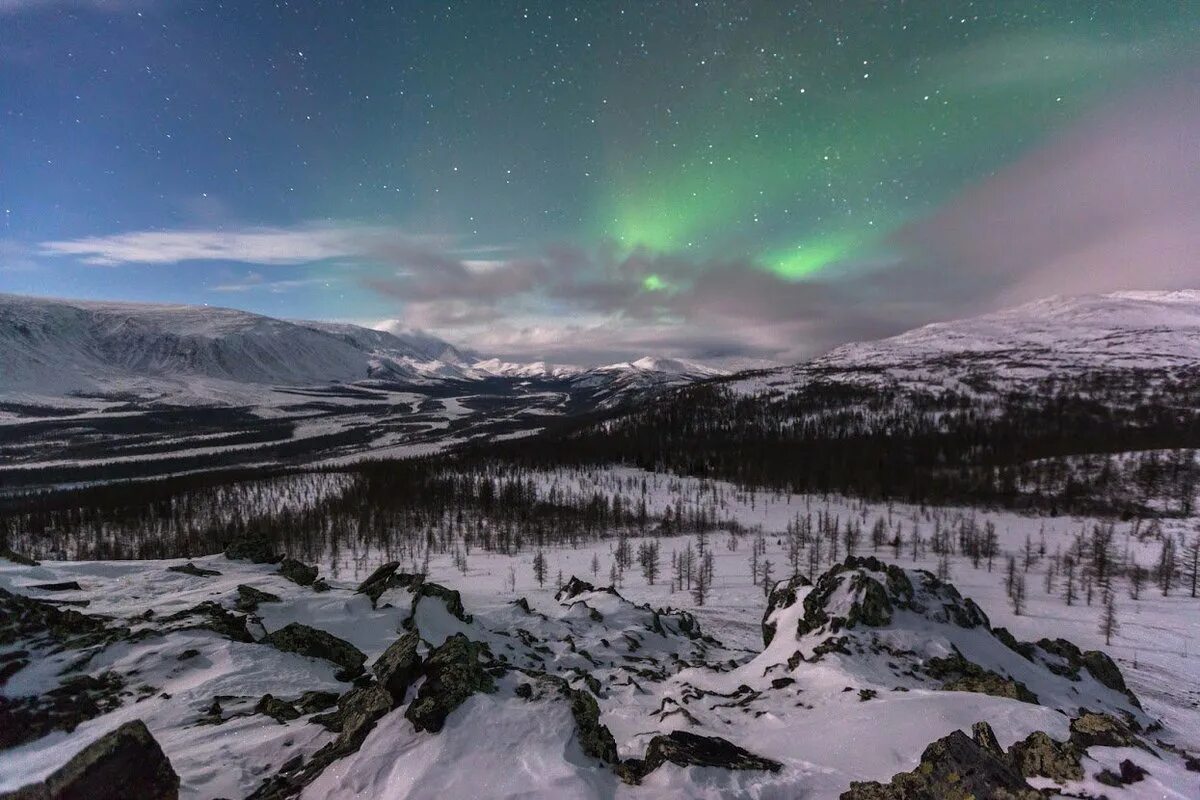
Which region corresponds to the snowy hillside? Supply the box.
[734,290,1200,396]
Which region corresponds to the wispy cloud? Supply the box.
[209,272,335,294]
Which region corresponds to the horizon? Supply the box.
[2,2,1198,364]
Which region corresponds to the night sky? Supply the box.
[2,1,1197,363]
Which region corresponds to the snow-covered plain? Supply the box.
[3,466,1200,799]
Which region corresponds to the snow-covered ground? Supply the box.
[4,466,1200,798]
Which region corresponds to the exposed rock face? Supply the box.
[277,559,318,587]
[166,562,220,578]
[841,722,1040,800]
[235,585,281,613]
[255,694,301,723]
[1068,712,1145,751]
[161,601,254,643]
[565,685,619,765]
[924,652,1038,704]
[1,672,125,750]
[404,633,497,733]
[263,623,367,681]
[621,730,782,784]
[0,719,179,800]
[371,630,422,702]
[355,562,399,604]
[1007,731,1083,783]
[223,535,282,564]
[1036,638,1142,708]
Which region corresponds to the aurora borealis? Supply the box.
[2,1,1198,362]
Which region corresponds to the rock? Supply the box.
[176,601,255,643]
[841,725,1040,800]
[404,634,496,733]
[565,686,619,765]
[223,535,282,564]
[925,651,1038,704]
[176,649,200,661]
[355,562,400,603]
[167,562,221,578]
[621,730,782,784]
[295,690,339,714]
[412,582,470,622]
[372,630,422,703]
[311,684,392,738]
[0,548,39,566]
[263,623,366,681]
[235,585,281,613]
[514,683,533,699]
[27,581,82,592]
[0,719,179,800]
[1036,638,1141,708]
[0,671,125,750]
[311,578,331,593]
[1068,712,1145,751]
[1007,731,1083,783]
[762,574,812,647]
[278,559,318,587]
[1096,758,1148,787]
[255,694,300,724]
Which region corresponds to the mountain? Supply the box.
[736,290,1200,396]
[0,294,724,401]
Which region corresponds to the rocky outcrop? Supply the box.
[0,719,179,800]
[263,623,366,681]
[762,574,812,647]
[278,559,318,587]
[1007,731,1083,783]
[1,672,125,750]
[411,581,471,623]
[841,722,1040,800]
[405,634,497,733]
[371,630,422,702]
[924,651,1038,704]
[223,535,282,564]
[620,730,782,784]
[1035,638,1142,708]
[162,601,254,643]
[167,562,221,578]
[235,585,281,613]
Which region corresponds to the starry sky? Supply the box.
[1,1,1197,363]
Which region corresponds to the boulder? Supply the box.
[255,694,300,724]
[372,631,422,703]
[621,730,782,784]
[1068,712,1145,751]
[278,559,318,587]
[412,582,470,622]
[263,623,366,681]
[404,634,496,733]
[1007,731,1083,783]
[223,535,281,564]
[355,562,400,603]
[0,719,179,800]
[235,585,281,613]
[166,562,221,578]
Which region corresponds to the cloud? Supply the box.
[209,272,335,294]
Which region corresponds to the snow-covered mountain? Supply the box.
[734,290,1200,396]
[0,294,724,400]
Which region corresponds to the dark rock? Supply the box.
[295,690,339,714]
[278,559,318,587]
[515,683,533,699]
[1095,758,1148,787]
[924,651,1038,704]
[263,623,366,681]
[566,686,619,765]
[0,719,179,800]
[621,730,781,784]
[404,634,496,733]
[841,725,1040,800]
[177,649,200,661]
[0,671,125,750]
[1068,712,1145,751]
[555,576,618,603]
[355,562,400,603]
[255,694,300,724]
[311,578,331,593]
[27,581,82,592]
[0,548,39,567]
[311,683,391,737]
[223,535,282,564]
[1007,731,1082,783]
[371,630,421,703]
[235,585,282,613]
[412,582,470,623]
[167,562,221,578]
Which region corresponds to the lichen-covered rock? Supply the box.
[263,623,366,681]
[235,584,281,613]
[223,535,281,564]
[1035,638,1142,708]
[0,719,179,800]
[1007,731,1083,783]
[167,562,221,578]
[278,558,318,587]
[311,684,392,739]
[371,630,421,703]
[565,685,619,765]
[255,694,300,724]
[840,723,1040,800]
[1068,712,1145,751]
[924,652,1038,704]
[404,633,496,733]
[621,730,782,784]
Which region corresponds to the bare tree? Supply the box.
[1011,575,1026,616]
[1100,595,1119,646]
